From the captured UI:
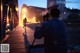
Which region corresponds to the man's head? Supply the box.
[50,8,60,18]
[25,18,26,19]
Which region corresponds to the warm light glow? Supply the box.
[22,8,27,13]
[27,17,38,23]
[6,17,9,24]
[7,24,10,26]
[1,4,3,11]
[32,17,36,23]
[19,7,39,26]
[6,18,10,27]
[6,6,10,27]
[7,18,9,22]
[19,14,27,26]
[19,7,27,26]
[23,14,26,19]
[8,29,10,31]
[6,29,10,33]
[15,7,18,11]
[19,19,23,26]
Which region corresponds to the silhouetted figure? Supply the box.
[23,18,27,32]
[34,8,67,53]
[23,18,27,27]
[43,13,49,21]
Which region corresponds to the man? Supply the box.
[43,13,49,21]
[23,18,27,28]
[34,8,67,53]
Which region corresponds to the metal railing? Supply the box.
[65,20,80,52]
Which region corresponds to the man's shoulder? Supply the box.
[42,21,54,28]
[43,21,51,25]
[43,19,58,24]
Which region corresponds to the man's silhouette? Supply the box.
[34,8,67,53]
[23,18,27,28]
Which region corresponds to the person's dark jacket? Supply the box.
[34,18,67,53]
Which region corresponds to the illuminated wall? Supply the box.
[20,4,45,24]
